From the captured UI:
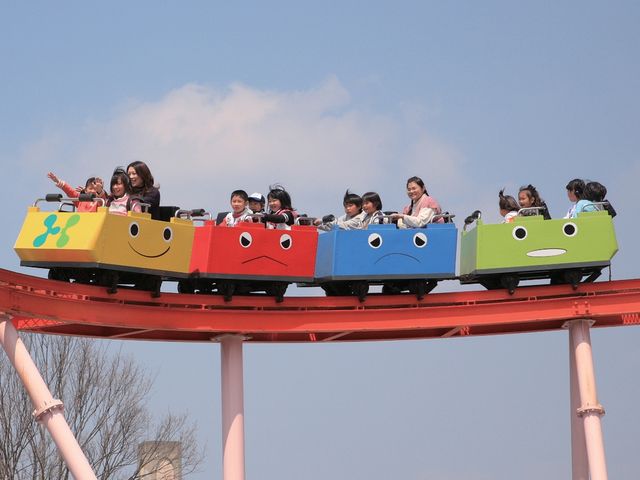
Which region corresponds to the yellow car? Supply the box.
[15,202,195,294]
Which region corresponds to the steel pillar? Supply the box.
[0,314,97,480]
[569,326,589,480]
[219,335,246,480]
[565,319,608,480]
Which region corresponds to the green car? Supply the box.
[459,211,618,293]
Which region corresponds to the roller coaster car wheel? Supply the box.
[351,281,369,303]
[479,277,501,291]
[408,280,438,300]
[97,271,119,294]
[321,282,351,296]
[48,268,70,283]
[73,269,94,285]
[499,275,519,295]
[217,281,235,302]
[135,276,162,298]
[381,282,403,295]
[197,281,214,294]
[563,270,583,290]
[321,283,338,296]
[177,280,195,294]
[266,282,288,303]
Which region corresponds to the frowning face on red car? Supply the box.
[190,222,318,281]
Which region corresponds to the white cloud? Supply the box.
[21,77,468,217]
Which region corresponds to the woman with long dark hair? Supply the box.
[126,161,160,219]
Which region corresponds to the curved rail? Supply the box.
[1,268,640,342]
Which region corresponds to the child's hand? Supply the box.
[94,177,104,194]
[75,186,84,193]
[47,172,59,184]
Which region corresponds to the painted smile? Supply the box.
[128,243,171,258]
[526,248,567,258]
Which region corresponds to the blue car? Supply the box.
[314,222,458,300]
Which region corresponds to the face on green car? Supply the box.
[463,213,618,272]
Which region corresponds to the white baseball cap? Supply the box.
[248,192,265,203]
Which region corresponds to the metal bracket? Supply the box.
[33,399,64,421]
[577,404,605,417]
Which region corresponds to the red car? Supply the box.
[183,221,318,301]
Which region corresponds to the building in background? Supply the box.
[139,441,182,480]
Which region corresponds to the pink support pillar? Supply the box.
[219,335,246,480]
[569,329,589,480]
[0,315,97,480]
[565,319,608,480]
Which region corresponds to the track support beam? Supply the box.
[565,319,608,480]
[0,314,97,480]
[217,335,247,480]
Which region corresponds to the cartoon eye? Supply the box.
[239,232,253,248]
[512,226,527,240]
[368,233,382,249]
[129,222,140,238]
[280,234,292,250]
[413,232,427,248]
[563,222,578,237]
[163,227,173,242]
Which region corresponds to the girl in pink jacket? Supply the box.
[47,172,106,212]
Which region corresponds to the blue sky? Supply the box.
[2,1,640,478]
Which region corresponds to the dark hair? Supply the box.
[84,177,97,189]
[499,189,519,212]
[584,181,607,202]
[406,176,428,196]
[267,184,293,210]
[362,191,382,211]
[110,170,131,196]
[518,184,545,207]
[126,161,155,192]
[230,189,249,201]
[343,190,362,209]
[566,178,585,199]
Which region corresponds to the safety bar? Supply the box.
[175,209,211,220]
[247,213,265,223]
[432,212,456,223]
[34,194,105,209]
[517,206,545,216]
[588,202,609,210]
[295,215,317,226]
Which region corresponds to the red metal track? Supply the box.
[1,268,640,342]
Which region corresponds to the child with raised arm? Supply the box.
[220,190,253,227]
[47,172,105,212]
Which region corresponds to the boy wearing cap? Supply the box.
[248,192,266,214]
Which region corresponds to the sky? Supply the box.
[1,1,640,478]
